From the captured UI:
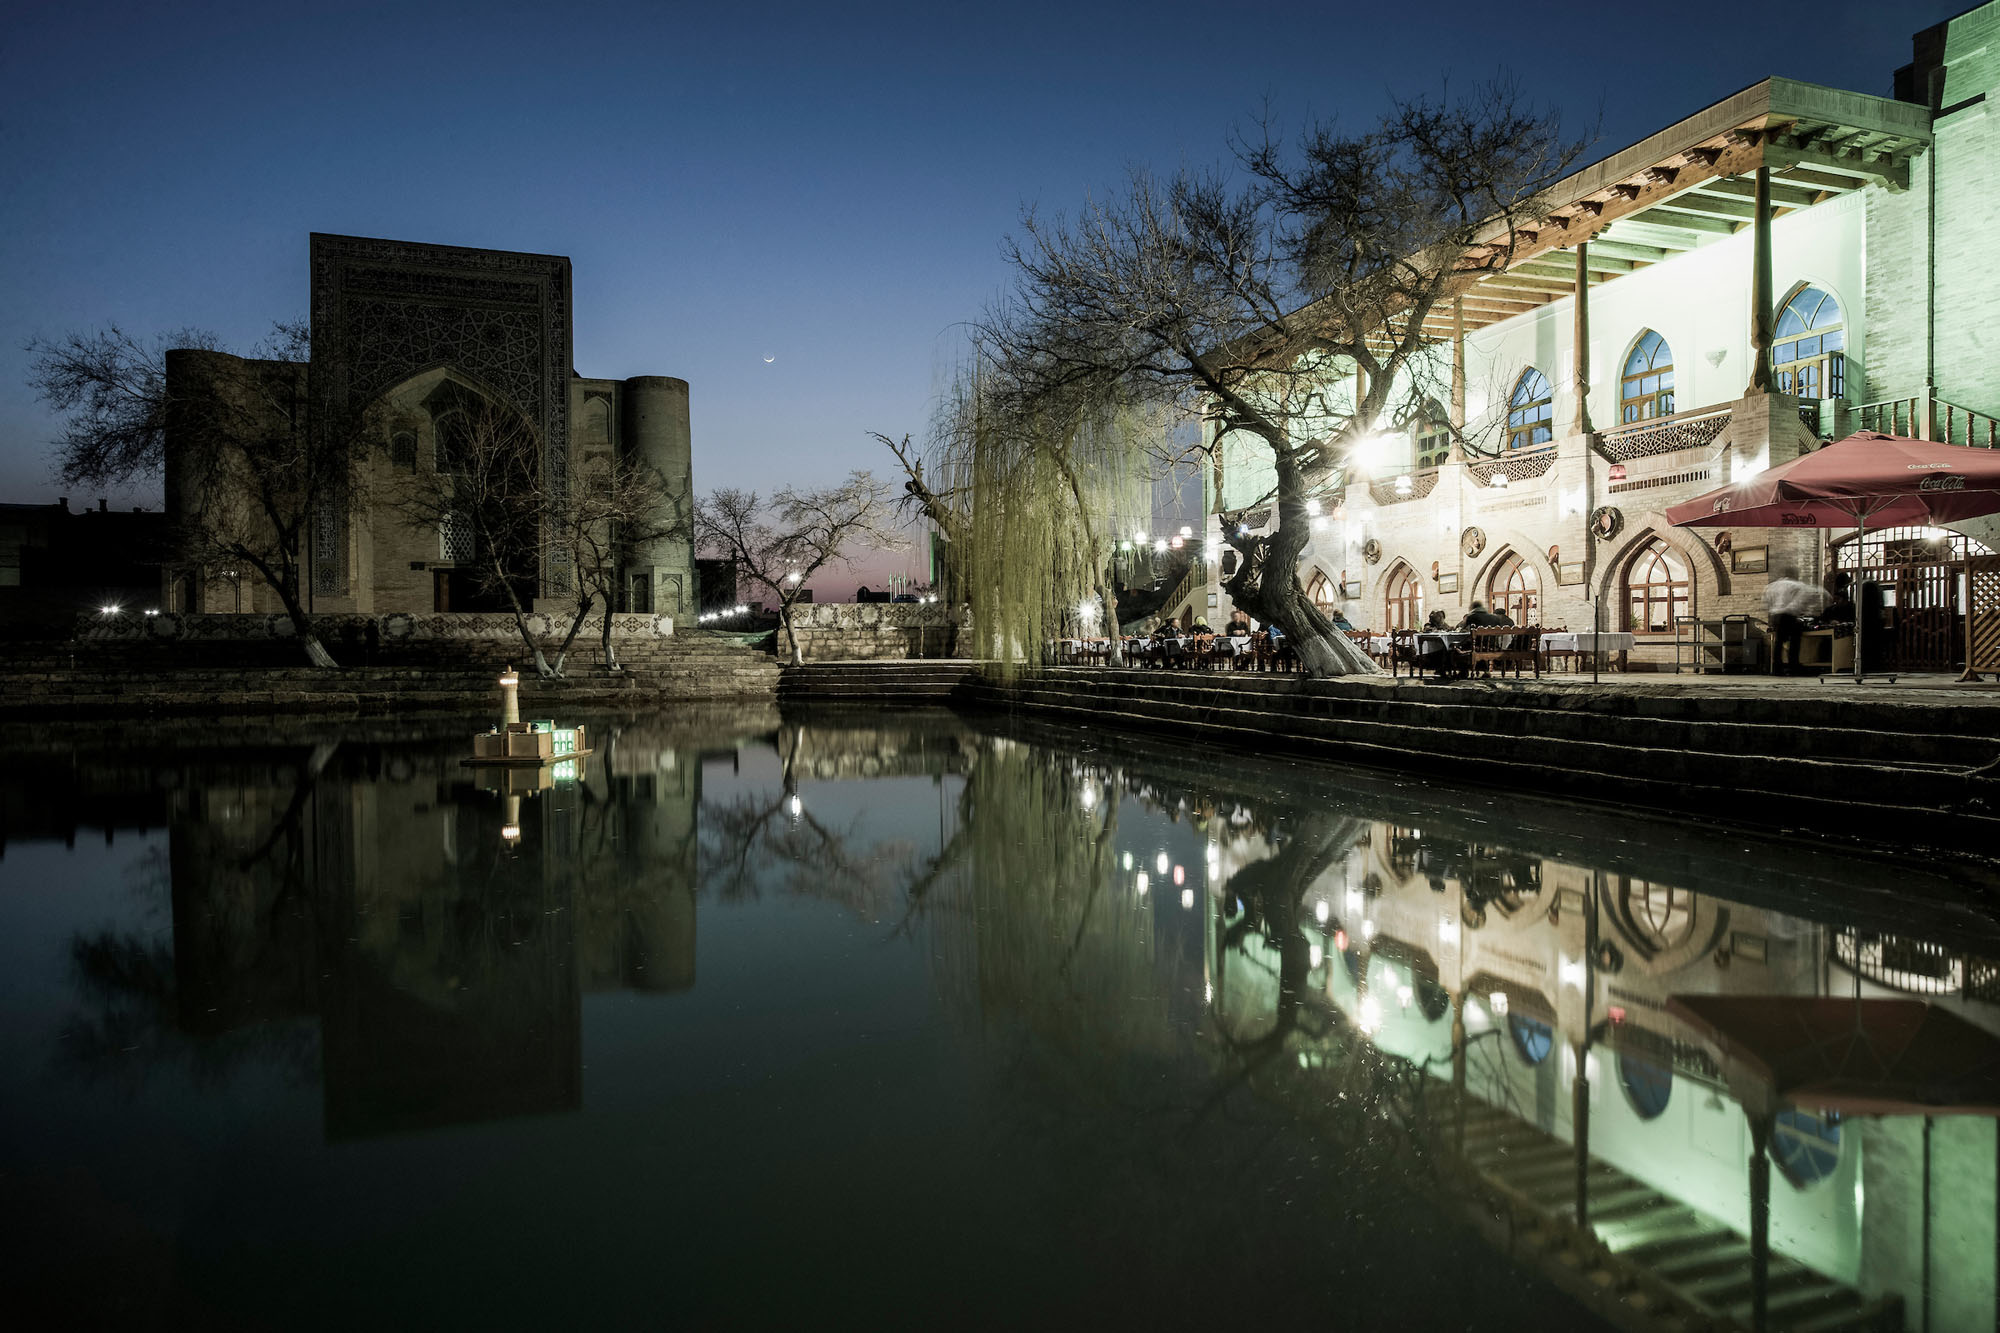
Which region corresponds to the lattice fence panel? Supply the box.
[1969,554,2000,673]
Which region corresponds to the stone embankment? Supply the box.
[777,659,980,706]
[0,631,779,718]
[953,667,2000,850]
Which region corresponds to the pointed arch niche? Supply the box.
[1382,562,1424,632]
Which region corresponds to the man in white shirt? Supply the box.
[1764,568,1826,675]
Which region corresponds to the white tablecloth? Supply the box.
[1542,632,1636,654]
[1367,636,1394,655]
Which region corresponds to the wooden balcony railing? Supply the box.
[1858,396,2000,446]
[1593,403,1731,463]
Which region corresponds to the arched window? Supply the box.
[1775,287,1845,400]
[1509,1014,1554,1065]
[1306,570,1338,616]
[1507,369,1555,449]
[1624,538,1690,633]
[1772,1110,1842,1189]
[1488,552,1539,625]
[1620,881,1695,953]
[1621,331,1676,424]
[1385,564,1423,631]
[1617,1053,1673,1120]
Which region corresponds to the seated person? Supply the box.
[1458,600,1518,658]
[1225,609,1254,637]
[1150,616,1182,641]
[1186,617,1215,636]
[1423,610,1451,632]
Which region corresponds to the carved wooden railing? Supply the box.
[1859,396,2000,445]
[1367,468,1441,505]
[1593,403,1731,463]
[1466,446,1557,488]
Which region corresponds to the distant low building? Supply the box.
[0,498,169,629]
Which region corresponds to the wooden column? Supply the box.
[1748,165,1775,394]
[1451,298,1467,453]
[1572,245,1593,435]
[1749,1114,1773,1333]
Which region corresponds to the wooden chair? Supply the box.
[1465,626,1545,678]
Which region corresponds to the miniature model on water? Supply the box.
[463,666,594,768]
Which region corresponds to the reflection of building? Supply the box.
[161,727,701,1141]
[1208,815,2000,1330]
[1207,3,2000,674]
[164,234,694,618]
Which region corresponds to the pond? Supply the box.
[3,706,1997,1330]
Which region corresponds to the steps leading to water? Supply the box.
[778,660,979,705]
[957,667,2000,849]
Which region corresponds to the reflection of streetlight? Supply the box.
[786,793,802,817]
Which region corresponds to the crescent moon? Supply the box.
[763,356,775,363]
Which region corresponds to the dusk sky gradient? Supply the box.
[0,0,1943,593]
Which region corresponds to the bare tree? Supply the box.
[694,472,905,667]
[166,322,373,668]
[25,324,223,488]
[389,400,556,675]
[546,452,684,674]
[28,321,379,667]
[986,84,1583,676]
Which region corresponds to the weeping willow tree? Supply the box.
[880,358,1179,673]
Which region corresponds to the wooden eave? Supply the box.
[1446,77,1933,334]
[1221,76,1932,365]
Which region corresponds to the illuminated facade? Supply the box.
[1211,3,2000,670]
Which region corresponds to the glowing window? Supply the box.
[1489,552,1540,625]
[1624,539,1689,633]
[1385,564,1423,631]
[1621,331,1676,424]
[1774,287,1845,400]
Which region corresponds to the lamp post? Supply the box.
[498,666,520,726]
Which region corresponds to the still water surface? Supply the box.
[3,707,1998,1330]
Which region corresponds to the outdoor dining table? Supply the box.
[1541,630,1636,672]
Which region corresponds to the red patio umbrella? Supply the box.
[1667,432,2000,680]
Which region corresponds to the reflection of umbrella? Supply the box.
[1666,432,2000,681]
[1666,994,2000,1116]
[1667,994,2000,1332]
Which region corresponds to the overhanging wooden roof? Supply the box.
[1431,77,1933,338]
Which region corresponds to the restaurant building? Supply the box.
[1209,1,2000,672]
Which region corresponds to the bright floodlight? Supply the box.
[501,824,521,841]
[100,604,119,615]
[1155,851,1170,874]
[1135,872,1149,895]
[786,570,802,583]
[787,794,802,817]
[1180,888,1194,909]
[1179,525,1192,538]
[1393,474,1414,494]
[1489,470,1510,489]
[1305,498,1321,516]
[1133,529,1146,544]
[1314,899,1330,925]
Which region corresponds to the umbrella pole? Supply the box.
[1851,514,1868,683]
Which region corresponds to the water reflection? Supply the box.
[7,707,2000,1329]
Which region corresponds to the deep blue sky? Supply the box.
[0,0,1942,585]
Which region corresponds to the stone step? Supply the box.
[960,677,2000,846]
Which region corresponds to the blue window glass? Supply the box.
[1507,369,1554,449]
[1508,1013,1554,1065]
[1772,1109,1842,1188]
[1617,1053,1673,1119]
